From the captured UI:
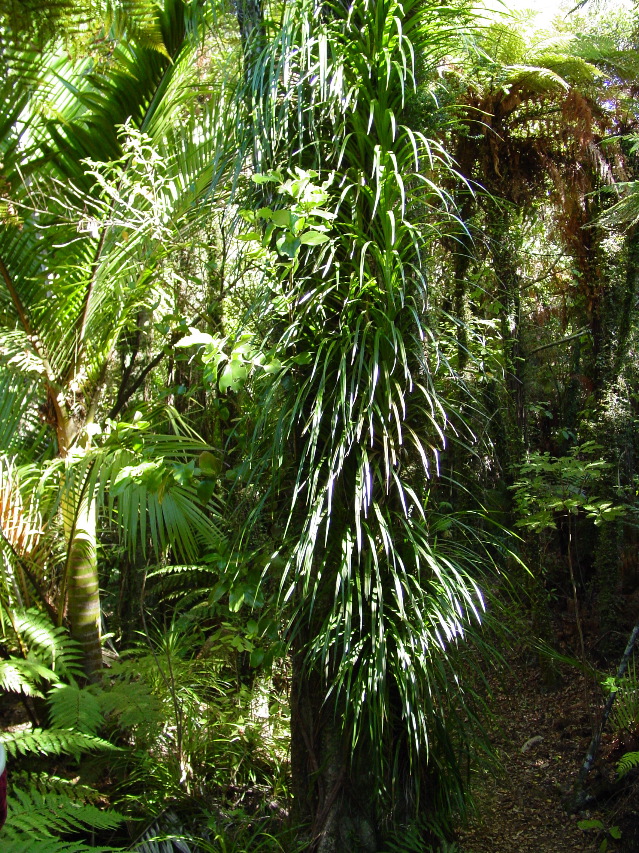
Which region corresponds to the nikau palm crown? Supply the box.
[0,0,228,677]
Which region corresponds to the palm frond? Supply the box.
[596,181,639,230]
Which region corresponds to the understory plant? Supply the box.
[0,609,127,852]
[0,601,294,852]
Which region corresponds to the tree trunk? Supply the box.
[236,0,264,73]
[62,481,102,679]
[290,644,378,853]
[484,206,527,469]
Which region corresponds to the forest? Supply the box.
[1,0,639,851]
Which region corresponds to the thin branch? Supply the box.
[521,253,566,290]
[528,327,590,356]
[0,254,36,342]
[107,349,167,421]
[568,618,639,810]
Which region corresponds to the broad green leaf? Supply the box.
[197,478,217,504]
[198,451,221,475]
[175,331,214,348]
[276,235,301,258]
[300,231,330,245]
[271,209,292,227]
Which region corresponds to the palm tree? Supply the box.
[0,0,232,676]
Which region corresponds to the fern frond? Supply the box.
[5,780,126,838]
[11,610,84,680]
[1,840,120,853]
[2,773,126,851]
[1,727,117,758]
[0,658,58,697]
[13,772,103,803]
[145,563,218,610]
[98,679,163,731]
[47,683,104,735]
[617,750,639,778]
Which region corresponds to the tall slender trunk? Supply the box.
[58,407,102,680]
[236,0,264,77]
[290,633,378,853]
[62,479,102,679]
[485,206,526,467]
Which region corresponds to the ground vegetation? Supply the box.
[2,1,639,851]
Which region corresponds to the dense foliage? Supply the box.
[1,0,639,851]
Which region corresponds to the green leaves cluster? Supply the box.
[239,169,334,262]
[176,330,281,394]
[512,442,627,532]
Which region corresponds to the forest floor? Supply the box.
[455,640,639,853]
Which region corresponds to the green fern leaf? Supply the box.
[1,840,121,853]
[47,684,104,735]
[617,750,639,778]
[0,727,117,759]
[12,772,103,804]
[3,778,126,850]
[11,610,84,680]
[98,680,162,730]
[7,788,124,836]
[0,658,58,697]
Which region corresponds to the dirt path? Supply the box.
[455,660,619,853]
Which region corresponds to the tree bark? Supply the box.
[62,481,102,680]
[290,644,378,853]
